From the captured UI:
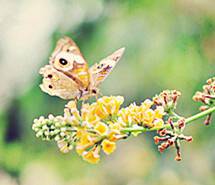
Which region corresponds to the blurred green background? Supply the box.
[0,0,215,184]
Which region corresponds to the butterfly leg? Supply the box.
[78,90,86,105]
[74,97,78,104]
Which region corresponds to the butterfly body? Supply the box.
[39,37,125,100]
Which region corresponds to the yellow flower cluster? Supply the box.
[62,96,126,163]
[33,96,165,164]
[118,99,164,129]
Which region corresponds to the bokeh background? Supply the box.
[0,0,215,184]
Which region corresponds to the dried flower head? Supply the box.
[193,77,215,125]
[153,90,181,112]
[154,118,192,161]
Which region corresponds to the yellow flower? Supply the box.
[96,96,124,119]
[129,103,143,123]
[142,109,155,127]
[108,130,128,142]
[154,106,165,119]
[94,122,108,135]
[81,103,100,126]
[102,139,116,155]
[109,120,123,132]
[82,146,100,164]
[111,96,124,114]
[94,102,109,119]
[118,107,132,124]
[64,108,80,126]
[76,130,95,155]
[107,131,118,141]
[81,103,90,120]
[141,99,153,110]
[153,119,164,129]
[106,121,126,141]
[65,101,81,120]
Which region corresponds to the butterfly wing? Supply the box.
[39,65,81,99]
[49,36,90,89]
[89,47,125,88]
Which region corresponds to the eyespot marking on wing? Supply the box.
[48,37,90,89]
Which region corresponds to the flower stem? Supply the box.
[169,111,182,119]
[122,106,215,133]
[185,106,215,125]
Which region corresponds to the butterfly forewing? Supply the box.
[49,37,90,89]
[89,47,125,88]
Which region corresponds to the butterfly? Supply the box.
[39,36,125,100]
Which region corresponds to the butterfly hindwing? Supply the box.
[39,65,81,99]
[89,47,125,88]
